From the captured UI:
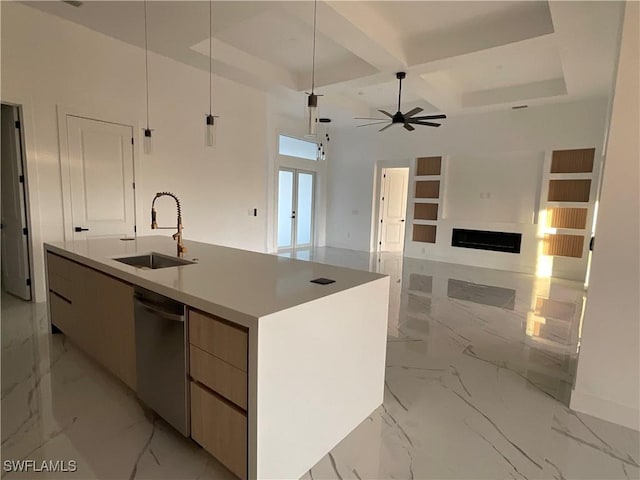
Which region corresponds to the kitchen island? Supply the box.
[44,236,389,480]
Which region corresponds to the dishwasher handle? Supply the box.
[135,297,185,322]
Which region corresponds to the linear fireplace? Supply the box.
[451,229,522,254]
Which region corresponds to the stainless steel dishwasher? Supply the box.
[134,287,189,436]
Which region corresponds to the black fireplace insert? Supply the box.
[451,228,522,254]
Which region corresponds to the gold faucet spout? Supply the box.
[151,192,186,257]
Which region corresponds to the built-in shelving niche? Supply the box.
[412,156,442,244]
[547,207,588,229]
[413,224,437,243]
[544,148,594,258]
[415,180,440,198]
[414,203,438,221]
[416,156,442,176]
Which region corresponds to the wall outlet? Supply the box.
[421,247,426,254]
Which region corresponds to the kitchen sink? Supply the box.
[114,252,195,269]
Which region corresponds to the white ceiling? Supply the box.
[24,0,625,123]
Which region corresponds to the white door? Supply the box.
[379,168,409,252]
[1,105,31,300]
[277,169,315,250]
[66,116,136,240]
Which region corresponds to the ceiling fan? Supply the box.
[356,72,446,132]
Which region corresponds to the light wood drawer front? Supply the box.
[191,382,247,480]
[49,291,73,333]
[47,253,75,300]
[47,252,74,278]
[189,310,247,372]
[190,345,247,410]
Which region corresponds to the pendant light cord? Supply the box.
[144,0,150,130]
[209,0,212,116]
[310,0,317,93]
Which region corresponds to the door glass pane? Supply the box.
[277,170,294,248]
[296,172,314,246]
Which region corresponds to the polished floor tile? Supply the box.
[2,249,639,479]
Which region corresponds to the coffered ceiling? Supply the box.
[24,1,625,122]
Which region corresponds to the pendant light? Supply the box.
[205,0,218,147]
[306,0,320,137]
[142,0,153,154]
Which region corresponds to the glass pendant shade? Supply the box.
[205,115,216,147]
[143,128,153,155]
[306,93,318,136]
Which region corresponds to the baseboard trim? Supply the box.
[570,389,640,431]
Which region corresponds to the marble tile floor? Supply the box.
[2,249,639,479]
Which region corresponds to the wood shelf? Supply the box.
[548,179,591,202]
[416,157,442,176]
[414,203,438,220]
[415,180,440,199]
[413,224,437,243]
[544,233,584,258]
[547,207,588,229]
[551,148,595,173]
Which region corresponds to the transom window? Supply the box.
[278,135,317,161]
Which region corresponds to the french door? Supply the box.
[277,168,315,250]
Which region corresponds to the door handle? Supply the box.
[74,227,89,232]
[400,219,405,222]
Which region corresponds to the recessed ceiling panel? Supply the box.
[421,41,564,94]
[370,1,530,39]
[214,8,372,77]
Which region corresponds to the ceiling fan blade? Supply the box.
[409,120,441,127]
[411,114,447,120]
[357,121,390,127]
[378,110,394,118]
[403,107,424,118]
[404,123,415,131]
[379,123,394,132]
[354,117,387,121]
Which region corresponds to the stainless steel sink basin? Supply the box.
[114,252,195,269]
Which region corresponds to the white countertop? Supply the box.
[45,236,386,325]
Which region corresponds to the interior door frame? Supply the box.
[377,167,409,253]
[1,102,34,300]
[370,159,411,253]
[57,105,139,242]
[277,167,316,251]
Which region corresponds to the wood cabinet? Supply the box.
[81,266,136,389]
[188,309,248,478]
[46,252,136,389]
[190,345,247,410]
[191,381,247,480]
[189,310,248,372]
[47,252,85,344]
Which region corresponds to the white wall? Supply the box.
[325,127,377,251]
[1,2,269,301]
[326,98,609,278]
[570,2,639,431]
[445,152,543,224]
